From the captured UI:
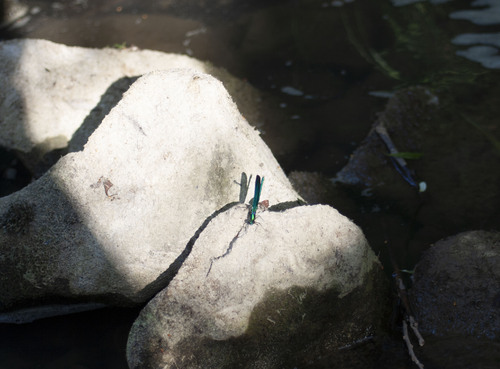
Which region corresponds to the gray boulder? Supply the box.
[127,204,388,369]
[410,230,500,338]
[0,69,300,319]
[409,230,500,369]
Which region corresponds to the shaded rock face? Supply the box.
[408,230,500,368]
[318,85,500,264]
[410,230,500,339]
[127,205,389,369]
[334,87,435,190]
[0,68,301,316]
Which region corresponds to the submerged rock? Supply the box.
[330,85,500,249]
[334,86,437,191]
[127,204,389,369]
[0,69,300,319]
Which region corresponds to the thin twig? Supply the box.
[409,315,425,347]
[387,243,425,367]
[403,320,425,369]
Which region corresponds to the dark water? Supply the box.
[0,307,137,369]
[1,0,499,368]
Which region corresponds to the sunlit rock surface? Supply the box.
[0,38,261,175]
[0,69,300,320]
[127,204,389,369]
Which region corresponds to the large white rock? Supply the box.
[0,38,261,156]
[126,204,387,369]
[0,69,300,317]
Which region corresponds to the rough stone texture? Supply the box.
[410,230,500,339]
[127,204,388,369]
[408,231,500,369]
[0,69,301,317]
[0,38,261,174]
